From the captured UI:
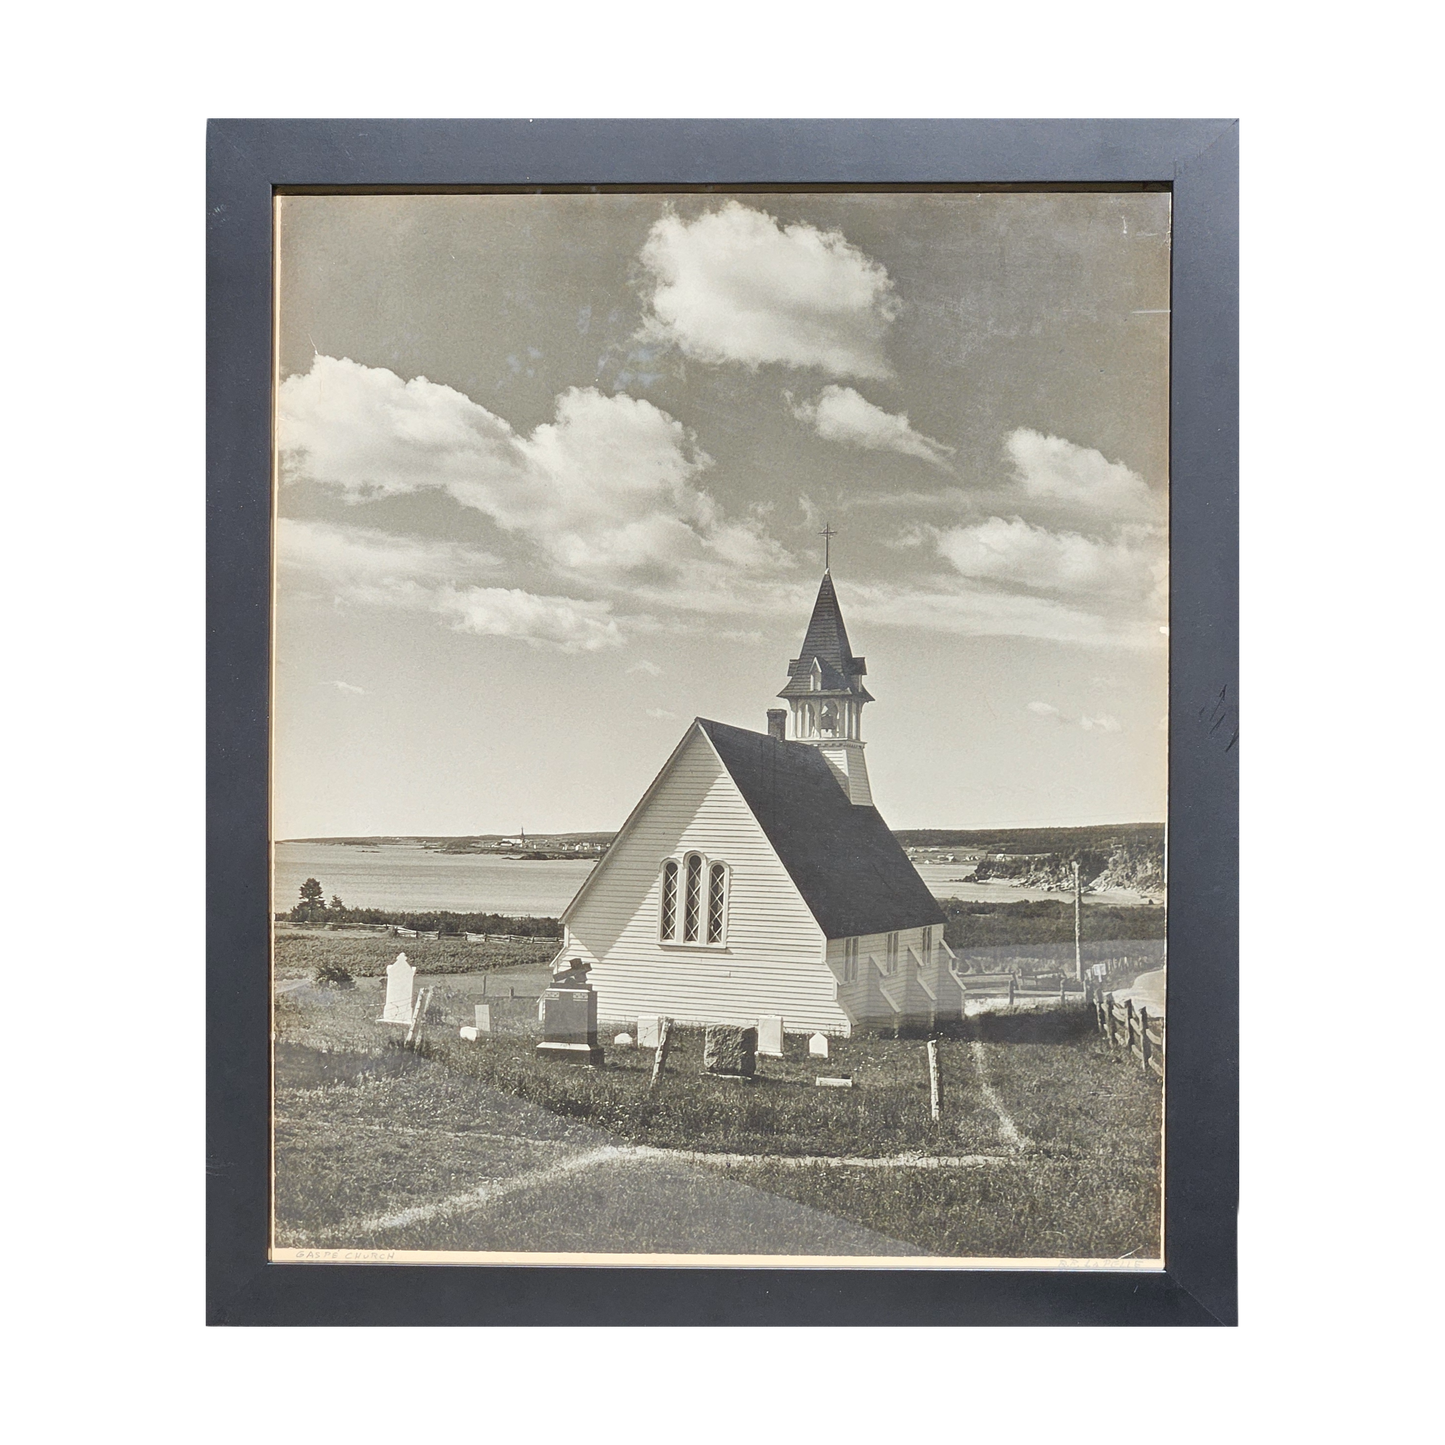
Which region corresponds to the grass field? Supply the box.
[273,966,1162,1259]
[274,926,558,979]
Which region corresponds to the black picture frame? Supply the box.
[208,118,1237,1326]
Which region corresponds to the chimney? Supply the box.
[766,708,787,741]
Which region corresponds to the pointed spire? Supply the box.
[779,572,873,700]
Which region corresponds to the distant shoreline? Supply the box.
[277,823,1166,848]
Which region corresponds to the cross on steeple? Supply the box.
[819,523,837,572]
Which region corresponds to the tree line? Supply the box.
[284,878,561,938]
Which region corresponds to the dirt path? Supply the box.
[274,1048,935,1256]
[970,1041,1034,1152]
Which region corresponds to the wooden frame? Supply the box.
[208,118,1237,1325]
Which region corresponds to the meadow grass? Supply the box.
[274,973,1161,1257]
[274,928,556,979]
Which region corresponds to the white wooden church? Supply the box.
[560,569,965,1036]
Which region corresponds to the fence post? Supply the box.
[1125,999,1136,1060]
[1008,975,1016,1006]
[1139,1007,1151,1074]
[1105,992,1116,1045]
[926,1039,941,1121]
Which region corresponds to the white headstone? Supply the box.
[614,1032,634,1046]
[757,1015,784,1056]
[637,1015,662,1049]
[381,953,417,1023]
[474,1003,492,1033]
[459,1026,479,1041]
[809,1032,829,1058]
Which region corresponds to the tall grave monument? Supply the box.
[536,957,603,1065]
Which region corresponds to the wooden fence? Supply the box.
[1093,992,1164,1078]
[960,972,1084,1005]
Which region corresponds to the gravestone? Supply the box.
[614,1032,633,1046]
[637,1015,662,1050]
[757,1015,784,1057]
[379,953,417,1024]
[809,1032,829,1058]
[704,1024,757,1078]
[474,1003,492,1034]
[459,1026,479,1042]
[536,957,604,1065]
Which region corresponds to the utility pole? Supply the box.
[1073,859,1084,983]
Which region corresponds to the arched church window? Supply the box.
[707,863,726,943]
[820,699,839,736]
[843,937,859,982]
[659,859,678,940]
[885,932,900,975]
[683,853,704,941]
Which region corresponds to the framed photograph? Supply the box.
[209,119,1237,1325]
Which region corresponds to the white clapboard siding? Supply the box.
[563,726,850,1035]
[825,928,960,1029]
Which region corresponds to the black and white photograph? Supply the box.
[270,187,1172,1266]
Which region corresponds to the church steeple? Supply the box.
[777,569,875,805]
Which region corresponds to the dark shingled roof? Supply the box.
[699,718,944,939]
[778,572,873,701]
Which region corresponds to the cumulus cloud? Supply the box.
[645,707,678,720]
[637,203,898,379]
[435,587,623,653]
[324,680,367,695]
[627,660,663,676]
[278,356,782,583]
[935,516,1165,605]
[277,518,624,653]
[1005,428,1160,521]
[788,385,954,469]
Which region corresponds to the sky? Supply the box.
[273,190,1171,837]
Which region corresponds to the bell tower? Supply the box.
[777,555,875,806]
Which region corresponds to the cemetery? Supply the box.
[272,948,1163,1258]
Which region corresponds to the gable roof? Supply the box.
[779,572,873,701]
[698,718,944,939]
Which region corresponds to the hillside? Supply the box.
[972,838,1164,895]
[893,824,1164,855]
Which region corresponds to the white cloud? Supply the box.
[627,660,663,676]
[1081,714,1123,733]
[842,578,1153,649]
[1027,701,1061,720]
[277,518,624,653]
[277,518,499,586]
[935,516,1165,605]
[324,680,367,695]
[435,587,623,653]
[1005,428,1160,521]
[638,203,898,379]
[645,707,678,720]
[278,356,783,583]
[789,385,954,469]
